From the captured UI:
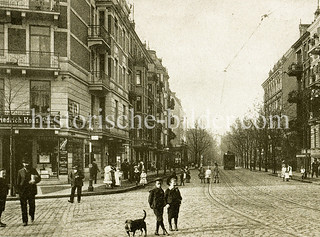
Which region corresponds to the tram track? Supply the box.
[231,169,320,213]
[203,174,302,237]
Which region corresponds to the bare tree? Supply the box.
[0,74,29,196]
[186,121,213,166]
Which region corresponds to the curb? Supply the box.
[6,174,172,201]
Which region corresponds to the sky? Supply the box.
[130,0,317,134]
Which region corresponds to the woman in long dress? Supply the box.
[281,164,286,181]
[115,167,122,186]
[103,165,112,188]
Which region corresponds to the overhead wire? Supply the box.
[220,12,272,104]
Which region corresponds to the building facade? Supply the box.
[0,0,184,185]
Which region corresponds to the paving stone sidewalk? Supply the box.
[7,169,174,201]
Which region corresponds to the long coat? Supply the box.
[69,170,84,187]
[17,168,41,196]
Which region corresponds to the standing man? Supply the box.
[148,178,170,236]
[312,158,319,178]
[0,169,8,227]
[16,158,41,226]
[68,165,84,203]
[121,159,129,180]
[90,158,100,184]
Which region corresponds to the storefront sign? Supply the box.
[39,154,50,163]
[0,115,60,127]
[59,151,68,175]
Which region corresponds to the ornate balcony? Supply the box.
[287,62,303,77]
[0,0,60,16]
[133,56,148,68]
[89,71,110,94]
[0,49,59,70]
[88,25,110,49]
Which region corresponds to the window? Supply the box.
[30,26,50,67]
[114,18,118,42]
[8,28,26,53]
[99,54,105,72]
[136,70,141,85]
[68,99,80,117]
[114,59,118,82]
[30,81,50,113]
[122,29,126,49]
[99,11,105,27]
[119,66,122,86]
[115,100,118,124]
[0,79,3,112]
[0,25,3,55]
[122,67,126,88]
[136,96,141,112]
[123,104,126,126]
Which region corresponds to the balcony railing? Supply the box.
[287,62,303,77]
[0,0,60,12]
[88,25,110,47]
[90,71,110,89]
[0,49,59,69]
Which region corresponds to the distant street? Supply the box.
[1,169,320,236]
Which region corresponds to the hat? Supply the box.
[22,159,30,164]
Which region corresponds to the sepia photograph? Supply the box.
[0,0,319,236]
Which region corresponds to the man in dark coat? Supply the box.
[121,159,129,180]
[16,158,41,226]
[90,159,100,184]
[0,169,8,227]
[68,165,85,203]
[148,178,169,236]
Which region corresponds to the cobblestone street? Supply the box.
[1,169,320,236]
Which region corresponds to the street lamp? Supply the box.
[88,140,94,192]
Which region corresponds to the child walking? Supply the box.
[134,166,140,186]
[140,169,147,186]
[165,177,182,231]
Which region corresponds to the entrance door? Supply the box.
[15,137,32,173]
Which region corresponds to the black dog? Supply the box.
[125,210,147,236]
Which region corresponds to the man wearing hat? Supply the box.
[16,156,41,226]
[90,158,99,184]
[68,165,84,203]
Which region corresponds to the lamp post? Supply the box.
[87,125,94,191]
[88,140,94,192]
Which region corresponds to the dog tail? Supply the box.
[142,210,146,220]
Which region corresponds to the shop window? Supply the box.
[37,138,59,178]
[30,81,50,113]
